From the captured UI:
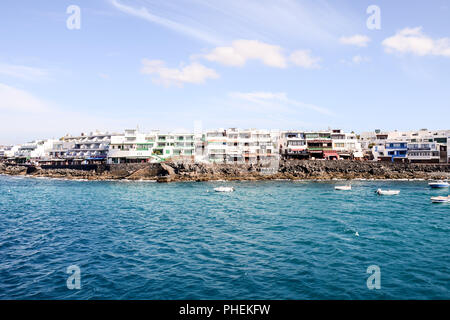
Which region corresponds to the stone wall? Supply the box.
[1,160,449,181]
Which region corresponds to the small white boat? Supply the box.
[428,180,449,188]
[214,187,234,193]
[376,188,400,196]
[335,185,351,191]
[430,196,450,203]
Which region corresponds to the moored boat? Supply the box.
[214,187,234,192]
[376,188,400,196]
[430,196,450,203]
[428,180,449,188]
[335,185,351,191]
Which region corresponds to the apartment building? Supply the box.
[204,128,279,164]
[3,127,449,165]
[330,129,363,159]
[107,129,196,164]
[304,131,339,160]
[407,129,449,163]
[279,131,308,159]
[279,129,362,160]
[7,139,58,163]
[46,141,75,163]
[62,131,114,164]
[0,146,7,159]
[367,129,450,163]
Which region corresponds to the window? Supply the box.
[137,144,148,151]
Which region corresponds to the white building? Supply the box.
[406,129,449,163]
[364,129,450,163]
[107,129,196,164]
[279,131,308,159]
[359,130,390,152]
[330,129,363,159]
[8,139,58,163]
[407,141,440,163]
[5,145,20,159]
[205,128,279,164]
[0,146,6,159]
[204,129,227,163]
[279,129,362,159]
[62,131,114,164]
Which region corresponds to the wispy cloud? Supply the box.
[0,83,131,144]
[110,0,223,45]
[141,59,219,86]
[0,83,51,112]
[109,0,357,45]
[339,35,371,47]
[0,63,49,81]
[229,91,333,116]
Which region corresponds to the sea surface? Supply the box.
[0,175,448,299]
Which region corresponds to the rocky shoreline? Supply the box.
[1,160,449,182]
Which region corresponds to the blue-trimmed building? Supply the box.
[384,141,408,162]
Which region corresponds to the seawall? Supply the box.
[1,160,449,181]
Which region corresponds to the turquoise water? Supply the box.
[0,175,448,299]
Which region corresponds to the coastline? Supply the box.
[1,160,449,182]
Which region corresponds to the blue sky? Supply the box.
[1,0,450,144]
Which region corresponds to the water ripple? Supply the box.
[0,176,448,299]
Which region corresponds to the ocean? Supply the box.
[0,175,448,299]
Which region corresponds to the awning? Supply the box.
[290,147,307,152]
[323,150,339,157]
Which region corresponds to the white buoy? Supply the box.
[355,232,359,237]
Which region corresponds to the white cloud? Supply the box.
[0,63,49,81]
[201,40,287,68]
[98,73,110,79]
[382,27,450,57]
[110,0,222,45]
[0,83,51,112]
[141,59,219,86]
[198,40,321,69]
[339,35,371,47]
[341,55,371,65]
[229,91,333,116]
[289,50,321,69]
[352,55,370,64]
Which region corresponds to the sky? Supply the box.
[0,0,450,144]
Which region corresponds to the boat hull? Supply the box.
[429,184,449,188]
[214,187,234,192]
[335,186,351,191]
[431,196,450,203]
[376,189,400,196]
